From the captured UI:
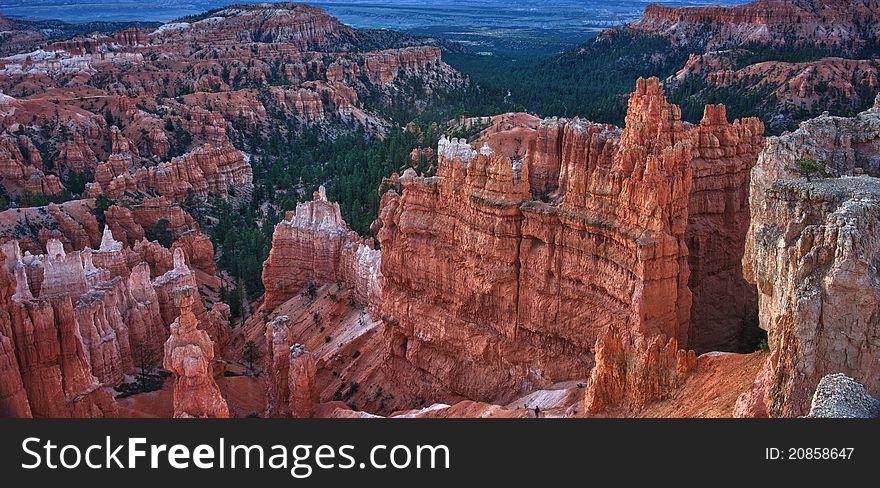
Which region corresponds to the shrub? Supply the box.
[786,157,829,182]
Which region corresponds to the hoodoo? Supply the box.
[163,285,229,418]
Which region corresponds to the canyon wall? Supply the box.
[87,143,254,204]
[584,325,696,414]
[686,105,764,352]
[376,78,763,402]
[742,102,880,416]
[633,0,880,54]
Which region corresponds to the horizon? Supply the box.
[0,0,751,28]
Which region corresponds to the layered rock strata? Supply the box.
[288,343,318,418]
[376,78,762,401]
[261,186,381,312]
[153,248,229,353]
[0,221,226,417]
[265,315,293,418]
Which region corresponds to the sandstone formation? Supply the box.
[584,326,696,414]
[745,176,880,416]
[585,1,880,132]
[686,104,764,352]
[288,343,318,418]
[0,207,227,417]
[0,248,32,417]
[163,285,229,418]
[0,240,120,417]
[153,248,229,353]
[0,134,62,197]
[88,143,254,204]
[672,54,880,127]
[261,186,381,312]
[743,102,880,416]
[265,315,292,418]
[0,3,462,203]
[632,0,880,54]
[377,78,762,401]
[0,199,101,255]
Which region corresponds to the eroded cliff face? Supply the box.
[742,102,880,416]
[0,248,32,417]
[584,326,696,414]
[0,3,463,205]
[86,143,254,204]
[633,0,880,54]
[153,248,229,354]
[746,179,880,417]
[672,54,880,127]
[375,78,763,402]
[0,240,121,417]
[261,186,381,313]
[686,105,765,352]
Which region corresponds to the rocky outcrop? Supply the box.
[584,326,696,414]
[0,249,32,417]
[1,2,463,205]
[288,343,318,418]
[8,296,119,417]
[90,227,129,278]
[153,248,229,353]
[3,234,165,386]
[265,315,292,418]
[0,199,101,257]
[0,134,62,197]
[39,239,88,299]
[377,78,760,402]
[1,240,120,417]
[152,3,357,50]
[743,102,880,416]
[807,374,880,419]
[261,186,381,312]
[745,176,880,416]
[0,209,227,417]
[91,143,254,203]
[672,54,880,130]
[163,285,229,418]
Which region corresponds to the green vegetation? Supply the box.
[242,123,445,236]
[92,194,113,226]
[242,340,262,374]
[668,74,779,125]
[445,32,688,126]
[62,171,93,196]
[131,340,159,391]
[786,157,830,182]
[209,198,272,300]
[146,218,174,247]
